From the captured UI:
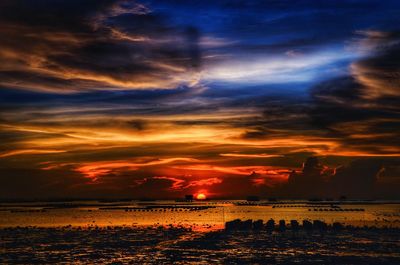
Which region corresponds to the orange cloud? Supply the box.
[153,176,186,190]
[171,164,288,176]
[148,176,222,191]
[0,149,66,158]
[70,157,199,181]
[220,153,283,158]
[185,177,222,188]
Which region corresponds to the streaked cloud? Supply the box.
[0,0,202,93]
[0,149,66,158]
[0,0,399,199]
[220,153,283,158]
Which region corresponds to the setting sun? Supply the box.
[196,193,207,200]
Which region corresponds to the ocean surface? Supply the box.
[1,200,400,264]
[1,200,399,229]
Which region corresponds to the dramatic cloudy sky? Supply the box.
[0,0,399,200]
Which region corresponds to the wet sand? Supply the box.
[1,225,400,264]
[1,201,400,264]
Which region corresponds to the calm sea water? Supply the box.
[1,200,399,229]
[1,201,400,264]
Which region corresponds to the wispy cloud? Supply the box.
[0,0,399,199]
[220,153,283,158]
[0,149,66,158]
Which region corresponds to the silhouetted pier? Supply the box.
[224,218,362,234]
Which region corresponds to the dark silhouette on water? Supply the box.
[332,222,344,232]
[225,218,333,235]
[279,220,286,232]
[253,219,263,230]
[290,220,299,232]
[266,219,275,234]
[313,220,328,235]
[303,220,313,233]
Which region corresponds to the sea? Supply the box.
[1,200,399,264]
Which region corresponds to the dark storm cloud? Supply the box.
[1,0,400,200]
[0,0,201,93]
[2,0,397,94]
[352,31,400,99]
[0,161,85,200]
[283,156,400,199]
[309,32,400,155]
[236,30,400,157]
[151,0,400,57]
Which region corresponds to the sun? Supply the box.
[196,193,207,200]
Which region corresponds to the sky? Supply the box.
[0,0,399,200]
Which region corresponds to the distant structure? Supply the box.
[175,194,194,202]
[185,195,194,201]
[138,198,156,202]
[246,196,260,202]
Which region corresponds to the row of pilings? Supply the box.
[225,219,346,233]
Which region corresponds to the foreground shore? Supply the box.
[1,202,399,263]
[1,223,400,264]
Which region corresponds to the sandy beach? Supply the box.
[1,225,400,264]
[1,201,400,264]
